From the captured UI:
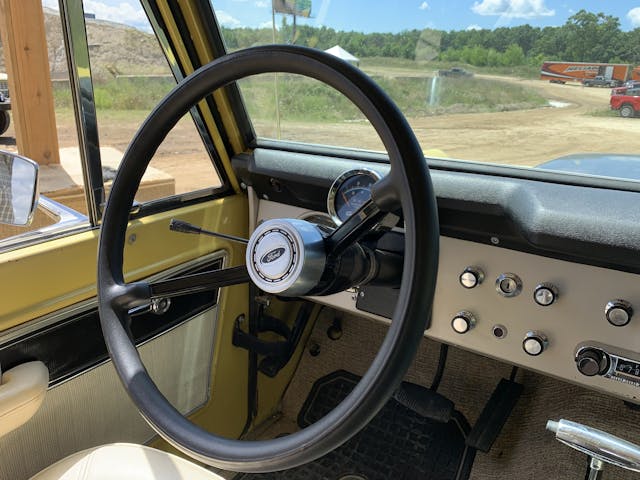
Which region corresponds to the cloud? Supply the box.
[259,20,274,28]
[255,0,269,6]
[42,0,59,10]
[472,0,554,18]
[466,24,483,30]
[419,2,429,10]
[216,10,242,27]
[83,1,149,27]
[628,7,640,27]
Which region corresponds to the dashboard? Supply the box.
[236,147,640,404]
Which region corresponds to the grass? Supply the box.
[238,72,547,123]
[422,76,547,114]
[360,57,540,79]
[53,77,174,111]
[588,108,618,117]
[51,59,546,124]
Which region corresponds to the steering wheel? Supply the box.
[97,45,439,472]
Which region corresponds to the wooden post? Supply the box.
[0,0,60,165]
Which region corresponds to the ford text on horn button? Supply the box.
[261,247,286,264]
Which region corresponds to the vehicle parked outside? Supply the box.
[438,67,473,77]
[582,75,619,87]
[540,61,638,85]
[0,72,11,136]
[610,88,640,117]
[611,80,640,95]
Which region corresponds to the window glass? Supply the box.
[213,1,640,183]
[80,0,222,204]
[0,4,87,243]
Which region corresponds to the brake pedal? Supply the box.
[392,381,454,423]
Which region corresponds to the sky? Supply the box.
[42,0,640,34]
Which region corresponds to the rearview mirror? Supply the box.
[0,151,39,226]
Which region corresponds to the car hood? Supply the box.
[536,153,640,181]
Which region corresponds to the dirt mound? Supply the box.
[0,7,168,81]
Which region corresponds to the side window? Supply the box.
[0,3,85,243]
[0,2,223,247]
[82,1,222,203]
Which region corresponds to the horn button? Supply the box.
[246,219,326,296]
[253,230,295,282]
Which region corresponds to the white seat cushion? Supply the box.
[30,443,225,480]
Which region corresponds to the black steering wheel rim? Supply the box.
[97,45,439,472]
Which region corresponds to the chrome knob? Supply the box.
[606,300,633,327]
[534,283,558,306]
[459,267,484,289]
[451,311,476,334]
[523,331,548,356]
[576,348,608,377]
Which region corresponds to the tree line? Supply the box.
[222,10,640,67]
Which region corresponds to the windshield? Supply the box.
[211,0,640,181]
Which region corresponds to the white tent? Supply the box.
[324,45,360,67]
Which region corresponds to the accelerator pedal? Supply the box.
[466,378,523,453]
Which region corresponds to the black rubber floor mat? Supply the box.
[236,370,474,480]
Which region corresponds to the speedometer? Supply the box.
[327,168,381,225]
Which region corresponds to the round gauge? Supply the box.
[327,168,381,225]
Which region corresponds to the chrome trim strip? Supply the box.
[58,0,104,224]
[0,196,90,252]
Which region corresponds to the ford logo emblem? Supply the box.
[261,247,286,264]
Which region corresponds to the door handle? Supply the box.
[0,361,49,437]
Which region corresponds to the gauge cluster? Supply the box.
[326,168,381,225]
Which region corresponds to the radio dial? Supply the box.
[576,349,608,377]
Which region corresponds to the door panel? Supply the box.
[0,195,247,330]
[0,194,250,478]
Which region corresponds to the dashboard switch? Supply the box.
[523,331,548,356]
[605,300,633,327]
[451,311,476,334]
[459,267,484,289]
[496,273,522,297]
[576,348,608,377]
[534,283,558,306]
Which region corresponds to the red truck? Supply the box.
[540,61,640,86]
[610,88,640,117]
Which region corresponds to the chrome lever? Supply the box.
[547,418,640,475]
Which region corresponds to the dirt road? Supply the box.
[274,76,640,167]
[415,76,640,166]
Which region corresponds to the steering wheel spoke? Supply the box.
[148,265,250,299]
[107,281,152,312]
[325,199,387,258]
